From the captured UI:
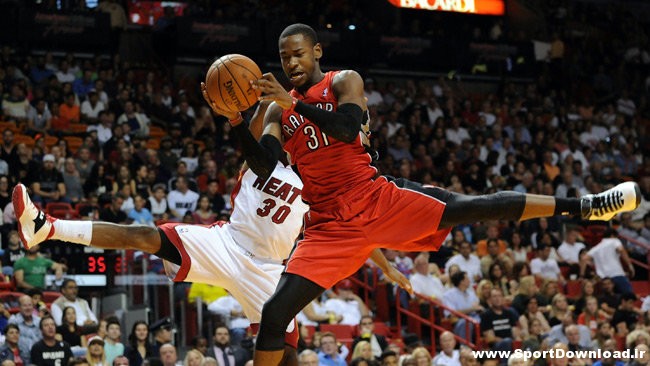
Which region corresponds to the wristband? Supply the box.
[288,97,298,112]
[229,113,244,126]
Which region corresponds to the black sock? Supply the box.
[554,197,582,216]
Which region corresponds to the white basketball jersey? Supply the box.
[227,162,308,262]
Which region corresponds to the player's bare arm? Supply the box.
[369,248,413,295]
[253,71,365,143]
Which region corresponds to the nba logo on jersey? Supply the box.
[322,88,328,97]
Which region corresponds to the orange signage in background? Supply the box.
[387,0,505,15]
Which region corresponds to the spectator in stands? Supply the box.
[158,343,180,366]
[612,293,640,337]
[317,332,347,366]
[480,238,513,279]
[25,99,52,138]
[59,93,80,125]
[167,176,199,219]
[591,321,614,351]
[2,230,25,275]
[352,315,388,359]
[113,355,129,366]
[297,349,319,366]
[86,335,108,366]
[410,253,445,300]
[350,341,373,363]
[476,225,508,258]
[87,111,114,147]
[530,244,564,285]
[206,325,249,366]
[148,184,170,221]
[394,251,414,277]
[557,228,586,272]
[458,347,477,366]
[207,295,249,346]
[582,229,635,295]
[0,323,28,365]
[442,271,483,342]
[476,280,493,309]
[124,321,153,366]
[30,315,73,366]
[13,244,65,291]
[3,84,29,123]
[519,296,551,338]
[81,90,105,124]
[548,294,572,327]
[31,153,67,205]
[577,296,608,338]
[432,331,460,366]
[168,161,198,194]
[51,279,98,329]
[55,306,84,349]
[117,101,150,139]
[63,158,84,205]
[324,279,370,326]
[150,318,173,358]
[629,344,650,366]
[411,347,432,365]
[512,275,546,316]
[99,194,128,224]
[184,337,206,358]
[104,317,124,365]
[547,314,592,349]
[183,349,204,366]
[445,241,481,285]
[593,339,623,366]
[128,194,155,227]
[480,288,519,355]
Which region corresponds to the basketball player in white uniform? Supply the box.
[13,101,412,366]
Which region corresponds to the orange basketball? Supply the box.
[204,54,263,113]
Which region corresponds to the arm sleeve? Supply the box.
[294,101,363,143]
[231,122,282,181]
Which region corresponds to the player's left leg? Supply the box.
[393,179,641,228]
[280,345,298,366]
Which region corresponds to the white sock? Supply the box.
[51,220,93,245]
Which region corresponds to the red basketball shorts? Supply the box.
[285,176,451,289]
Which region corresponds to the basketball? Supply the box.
[204,54,263,113]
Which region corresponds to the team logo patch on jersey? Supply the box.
[322,88,328,97]
[178,227,189,233]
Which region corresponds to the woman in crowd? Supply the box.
[519,296,551,338]
[351,341,375,364]
[56,306,84,348]
[548,294,572,327]
[183,349,205,366]
[476,279,494,309]
[192,195,217,225]
[124,321,153,366]
[577,296,608,338]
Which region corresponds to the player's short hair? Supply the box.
[280,23,318,46]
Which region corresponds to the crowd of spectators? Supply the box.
[0,0,648,365]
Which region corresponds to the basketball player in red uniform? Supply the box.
[14,99,411,366]
[201,24,641,365]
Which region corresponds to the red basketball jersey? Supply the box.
[280,71,377,206]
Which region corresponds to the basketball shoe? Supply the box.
[581,181,641,221]
[13,183,56,249]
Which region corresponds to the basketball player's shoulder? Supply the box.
[331,70,363,92]
[332,70,362,83]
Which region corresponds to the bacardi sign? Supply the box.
[387,0,505,15]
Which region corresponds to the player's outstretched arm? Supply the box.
[253,71,365,143]
[201,82,282,181]
[370,248,413,295]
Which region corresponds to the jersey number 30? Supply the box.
[257,198,291,224]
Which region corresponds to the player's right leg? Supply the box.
[254,273,325,366]
[13,183,164,255]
